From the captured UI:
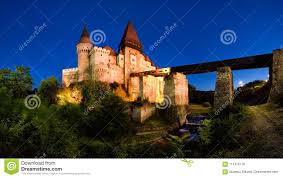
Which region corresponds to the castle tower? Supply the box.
[77,26,93,81]
[119,21,143,88]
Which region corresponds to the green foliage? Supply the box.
[189,103,257,158]
[37,77,59,105]
[30,104,80,157]
[84,92,131,139]
[1,65,279,158]
[202,102,211,107]
[235,80,269,105]
[0,66,32,98]
[81,139,113,158]
[198,119,213,145]
[80,80,110,108]
[166,134,190,147]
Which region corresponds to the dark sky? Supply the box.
[1,0,283,90]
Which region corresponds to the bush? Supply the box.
[37,77,59,105]
[198,119,213,145]
[0,66,32,98]
[80,80,110,109]
[81,139,113,158]
[202,102,211,107]
[110,82,119,90]
[82,88,131,139]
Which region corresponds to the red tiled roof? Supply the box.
[104,46,116,56]
[79,26,92,44]
[119,21,143,51]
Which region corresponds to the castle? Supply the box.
[62,21,189,122]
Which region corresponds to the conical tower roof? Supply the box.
[119,21,142,51]
[79,26,92,44]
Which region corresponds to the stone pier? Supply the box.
[214,67,233,112]
[163,73,189,125]
[269,49,283,102]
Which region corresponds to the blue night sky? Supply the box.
[1,0,283,90]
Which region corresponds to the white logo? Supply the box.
[7,162,17,171]
[220,29,237,45]
[156,95,172,109]
[90,29,106,45]
[24,94,41,109]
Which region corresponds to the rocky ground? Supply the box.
[246,104,283,157]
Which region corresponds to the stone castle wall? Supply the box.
[62,43,189,105]
[141,75,165,103]
[77,43,93,81]
[62,44,189,123]
[131,103,156,123]
[93,64,124,84]
[62,68,78,87]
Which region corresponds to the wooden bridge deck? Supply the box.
[171,53,273,74]
[130,53,273,76]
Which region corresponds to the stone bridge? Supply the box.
[136,49,283,111]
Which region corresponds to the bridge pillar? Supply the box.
[163,73,189,125]
[164,73,189,106]
[214,66,233,112]
[269,49,283,102]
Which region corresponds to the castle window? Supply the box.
[130,54,136,65]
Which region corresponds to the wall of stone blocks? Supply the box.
[269,49,283,102]
[62,68,78,87]
[131,103,156,123]
[214,66,233,111]
[164,73,189,106]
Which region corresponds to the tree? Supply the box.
[84,92,130,139]
[0,66,32,98]
[80,80,110,109]
[165,134,190,157]
[37,77,59,105]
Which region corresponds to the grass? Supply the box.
[189,104,212,115]
[243,103,283,157]
[142,114,172,127]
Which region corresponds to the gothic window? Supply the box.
[117,56,123,66]
[130,54,136,65]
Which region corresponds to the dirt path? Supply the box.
[247,105,283,157]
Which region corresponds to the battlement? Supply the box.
[90,46,111,55]
[76,43,93,54]
[77,48,92,54]
[63,67,78,73]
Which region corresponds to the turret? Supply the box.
[77,26,93,81]
[119,21,143,88]
[119,21,143,52]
